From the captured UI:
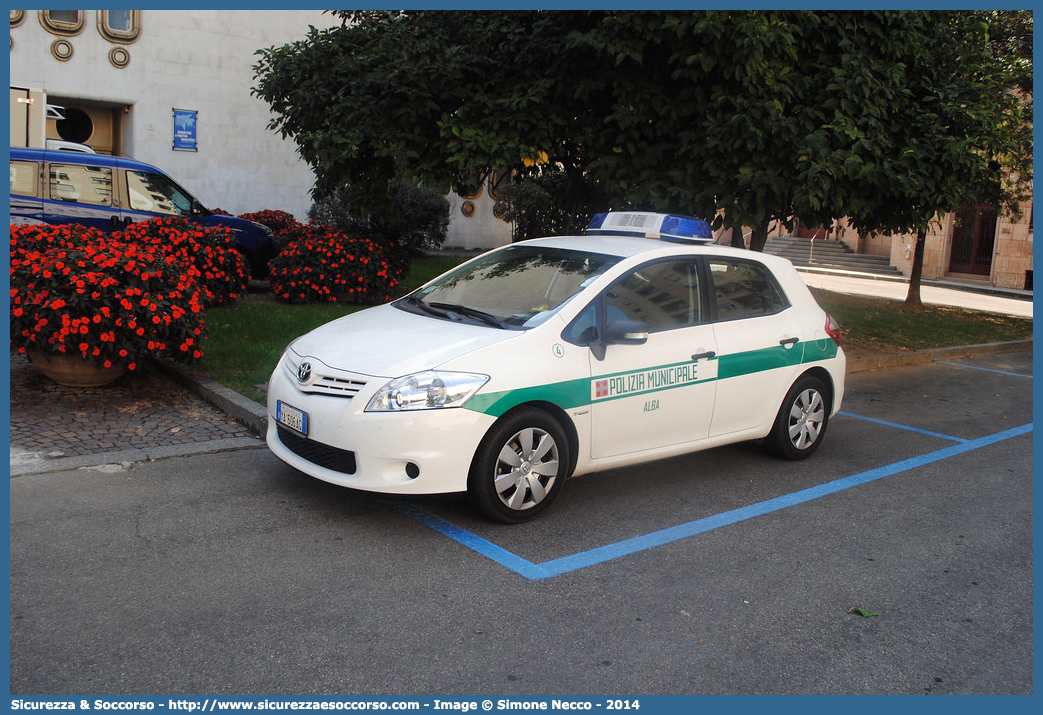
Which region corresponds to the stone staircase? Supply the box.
[764,236,904,278]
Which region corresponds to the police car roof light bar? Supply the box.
[584,211,713,243]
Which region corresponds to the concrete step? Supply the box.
[764,237,903,277]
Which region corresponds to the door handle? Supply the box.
[779,337,799,347]
[691,351,716,360]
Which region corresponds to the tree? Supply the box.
[833,11,1032,304]
[254,10,1031,299]
[253,11,601,211]
[308,180,449,252]
[495,167,625,241]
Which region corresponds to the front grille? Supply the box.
[311,374,367,397]
[277,426,357,475]
[284,358,368,399]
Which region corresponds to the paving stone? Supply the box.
[9,353,257,465]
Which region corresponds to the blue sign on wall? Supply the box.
[172,108,197,151]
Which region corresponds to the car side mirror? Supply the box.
[603,319,649,345]
[591,319,649,361]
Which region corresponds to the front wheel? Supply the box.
[766,374,831,460]
[468,408,570,523]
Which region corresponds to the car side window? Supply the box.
[562,300,600,346]
[10,161,38,197]
[605,260,703,332]
[126,170,194,215]
[708,258,789,320]
[48,163,113,206]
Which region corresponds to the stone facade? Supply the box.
[10,10,340,221]
[875,204,1032,290]
[9,9,513,247]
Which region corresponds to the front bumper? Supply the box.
[266,361,496,495]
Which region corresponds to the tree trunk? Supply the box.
[905,228,926,306]
[748,220,771,252]
[729,225,745,249]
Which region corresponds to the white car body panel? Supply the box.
[266,233,846,499]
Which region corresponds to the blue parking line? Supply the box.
[392,423,1033,581]
[934,359,1034,379]
[838,411,968,443]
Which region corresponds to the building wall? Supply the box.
[988,205,1033,289]
[446,190,513,251]
[886,203,1033,290]
[10,10,340,221]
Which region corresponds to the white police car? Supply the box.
[267,212,846,522]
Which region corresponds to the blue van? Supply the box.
[9,147,274,277]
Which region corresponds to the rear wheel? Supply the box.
[766,374,830,460]
[468,408,570,523]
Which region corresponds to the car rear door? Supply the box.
[706,256,805,437]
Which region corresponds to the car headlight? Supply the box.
[366,371,489,412]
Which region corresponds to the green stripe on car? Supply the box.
[465,339,839,418]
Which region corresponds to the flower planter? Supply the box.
[27,349,128,388]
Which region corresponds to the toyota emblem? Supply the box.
[297,362,312,383]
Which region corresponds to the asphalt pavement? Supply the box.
[9,350,1033,695]
[6,269,1034,696]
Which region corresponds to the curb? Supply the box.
[845,339,1033,374]
[795,264,1034,301]
[9,437,265,477]
[158,359,269,438]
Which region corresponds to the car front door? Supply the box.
[587,258,719,460]
[119,164,198,226]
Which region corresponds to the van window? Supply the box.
[49,163,113,206]
[126,170,193,215]
[10,161,38,197]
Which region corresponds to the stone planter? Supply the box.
[27,349,128,388]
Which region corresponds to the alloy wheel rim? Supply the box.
[788,388,825,449]
[493,427,559,511]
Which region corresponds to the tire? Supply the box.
[468,408,570,523]
[766,374,831,460]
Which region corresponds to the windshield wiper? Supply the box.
[428,302,510,329]
[403,295,450,318]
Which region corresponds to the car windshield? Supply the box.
[406,245,620,329]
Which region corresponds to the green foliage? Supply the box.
[495,166,623,241]
[308,179,449,252]
[254,10,1031,269]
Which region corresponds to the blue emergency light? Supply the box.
[585,212,713,243]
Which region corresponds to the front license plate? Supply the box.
[276,401,308,436]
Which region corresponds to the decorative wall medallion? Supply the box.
[461,200,476,218]
[109,46,130,68]
[50,38,73,62]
